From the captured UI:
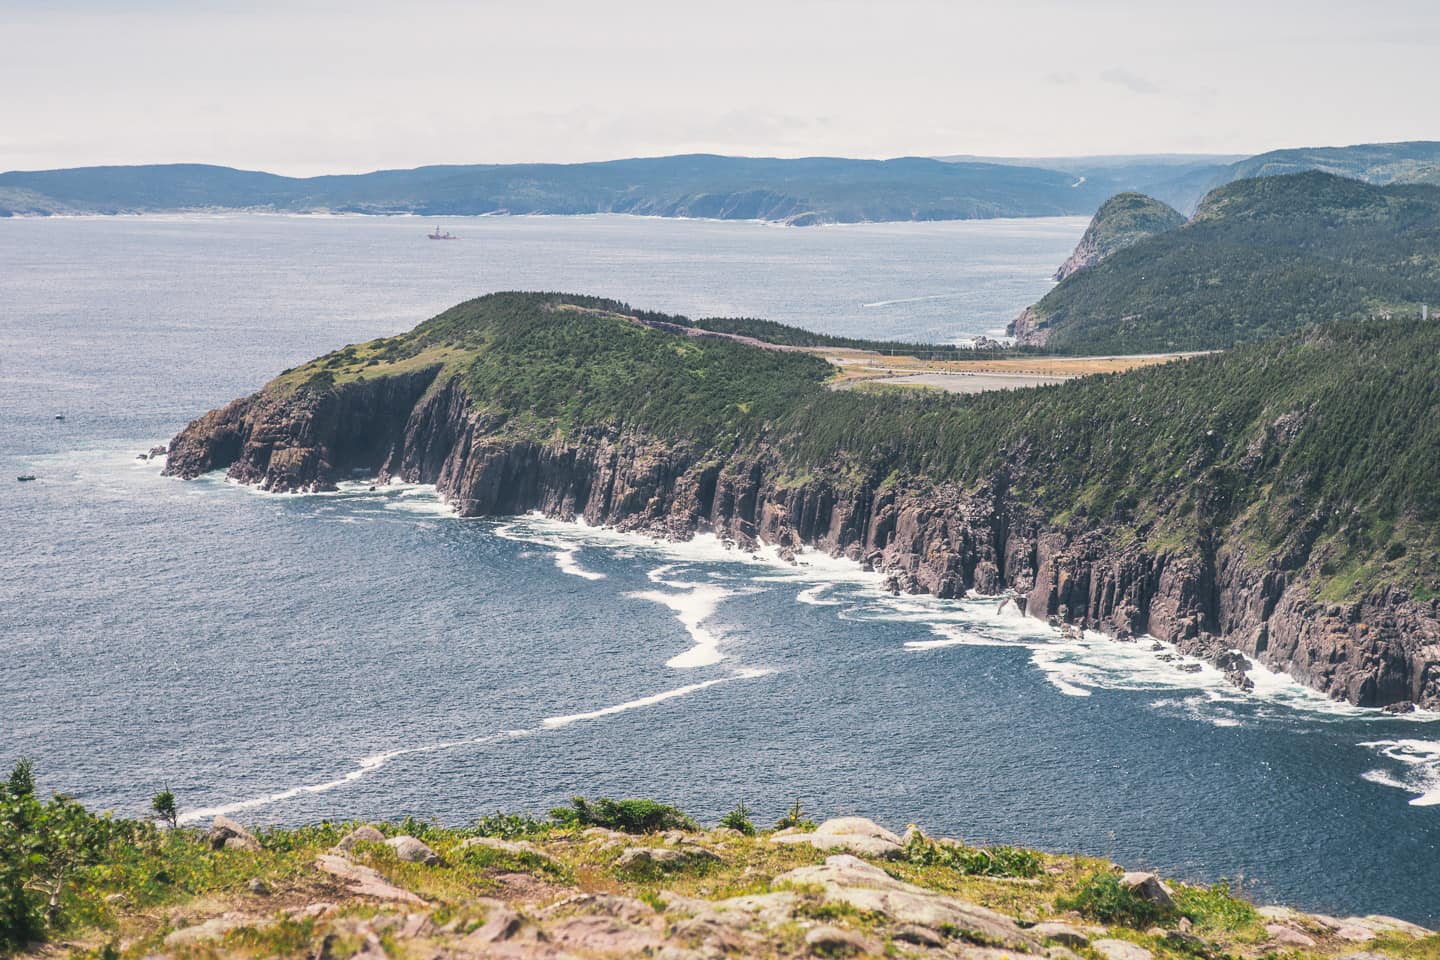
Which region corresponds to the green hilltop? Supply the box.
[1052,192,1187,281]
[1012,172,1440,353]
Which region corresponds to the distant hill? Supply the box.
[1215,140,1440,190]
[1051,192,1186,281]
[9,140,1439,224]
[942,142,1440,214]
[937,153,1242,213]
[1011,171,1440,353]
[0,155,1115,224]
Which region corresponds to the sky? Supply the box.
[3,0,1438,175]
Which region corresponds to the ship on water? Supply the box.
[427,225,457,240]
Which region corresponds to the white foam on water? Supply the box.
[178,729,528,823]
[796,583,844,606]
[862,293,964,308]
[903,622,1030,651]
[180,669,773,823]
[493,517,610,580]
[553,548,607,580]
[629,580,736,668]
[146,458,1440,810]
[543,668,771,728]
[1360,739,1440,806]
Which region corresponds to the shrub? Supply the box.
[549,797,697,834]
[775,800,816,832]
[1173,881,1259,932]
[902,833,1042,879]
[718,803,756,836]
[1058,871,1173,928]
[1,759,153,950]
[465,812,551,840]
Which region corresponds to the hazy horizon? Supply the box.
[4,0,1439,176]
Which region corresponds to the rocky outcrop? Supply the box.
[1052,193,1186,282]
[1008,304,1052,347]
[164,372,1440,710]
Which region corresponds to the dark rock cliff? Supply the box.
[165,372,1440,710]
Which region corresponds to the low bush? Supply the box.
[1057,871,1173,928]
[774,800,816,832]
[719,803,756,836]
[1173,881,1259,932]
[549,797,697,834]
[902,834,1042,879]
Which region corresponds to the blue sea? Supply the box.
[2,213,1438,923]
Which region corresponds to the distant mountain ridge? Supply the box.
[1217,140,1440,189]
[1010,171,1440,353]
[0,155,1114,224]
[5,140,1438,223]
[942,141,1440,213]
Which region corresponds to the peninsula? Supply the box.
[165,290,1440,711]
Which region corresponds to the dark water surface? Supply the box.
[2,214,1437,924]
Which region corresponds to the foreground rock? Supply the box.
[314,853,427,904]
[771,816,905,858]
[777,854,1041,950]
[79,811,1436,960]
[206,815,261,852]
[385,834,441,864]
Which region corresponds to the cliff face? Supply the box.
[164,372,1440,710]
[1052,192,1186,282]
[1010,193,1185,346]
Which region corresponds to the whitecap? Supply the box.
[629,581,735,668]
[180,669,773,822]
[1360,739,1440,806]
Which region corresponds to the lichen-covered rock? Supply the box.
[615,845,720,871]
[1093,938,1155,960]
[805,924,879,956]
[776,854,1038,949]
[206,815,261,852]
[314,854,427,904]
[334,824,385,853]
[771,816,904,858]
[1121,871,1175,908]
[385,835,441,865]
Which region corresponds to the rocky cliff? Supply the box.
[1011,193,1186,347]
[1052,193,1186,282]
[165,355,1440,711]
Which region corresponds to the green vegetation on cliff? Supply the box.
[276,292,1440,603]
[1016,172,1440,353]
[1216,140,1440,190]
[280,293,834,443]
[782,315,1440,599]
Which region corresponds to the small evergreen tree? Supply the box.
[151,788,178,830]
[719,802,756,836]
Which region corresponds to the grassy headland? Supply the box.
[271,292,1440,604]
[3,763,1434,958]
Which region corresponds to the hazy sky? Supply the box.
[4,0,1438,175]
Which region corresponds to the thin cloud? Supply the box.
[1099,68,1161,96]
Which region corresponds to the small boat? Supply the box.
[17,475,36,482]
[55,414,65,420]
[427,225,457,240]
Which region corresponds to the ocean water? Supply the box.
[3,213,1438,924]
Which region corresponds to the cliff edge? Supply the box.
[165,293,1440,709]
